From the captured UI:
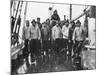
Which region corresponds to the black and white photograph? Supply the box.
[11,0,96,74]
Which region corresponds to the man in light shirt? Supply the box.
[41,22,50,52]
[52,21,62,55]
[62,20,70,50]
[46,19,52,51]
[29,19,41,62]
[72,20,84,56]
[22,20,30,67]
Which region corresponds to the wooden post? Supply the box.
[23,2,28,27]
[70,4,72,21]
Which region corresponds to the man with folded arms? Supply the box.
[29,19,41,63]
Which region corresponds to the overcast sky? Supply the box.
[26,2,86,24]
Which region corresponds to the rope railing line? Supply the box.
[71,9,90,22]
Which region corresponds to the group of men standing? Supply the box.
[22,10,86,66]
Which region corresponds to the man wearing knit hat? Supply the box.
[72,20,84,57]
[29,19,41,63]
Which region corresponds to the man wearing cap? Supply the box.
[41,22,50,53]
[52,21,62,55]
[72,20,84,56]
[22,20,30,66]
[29,19,41,62]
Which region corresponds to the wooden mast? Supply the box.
[69,4,72,21]
[23,2,28,27]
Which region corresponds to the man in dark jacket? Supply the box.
[51,10,60,21]
[68,21,76,56]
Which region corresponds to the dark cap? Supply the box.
[54,9,57,12]
[76,20,81,24]
[37,17,40,20]
[31,19,36,23]
[70,21,74,23]
[66,19,69,23]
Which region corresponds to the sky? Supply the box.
[26,2,69,22]
[25,2,87,24]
